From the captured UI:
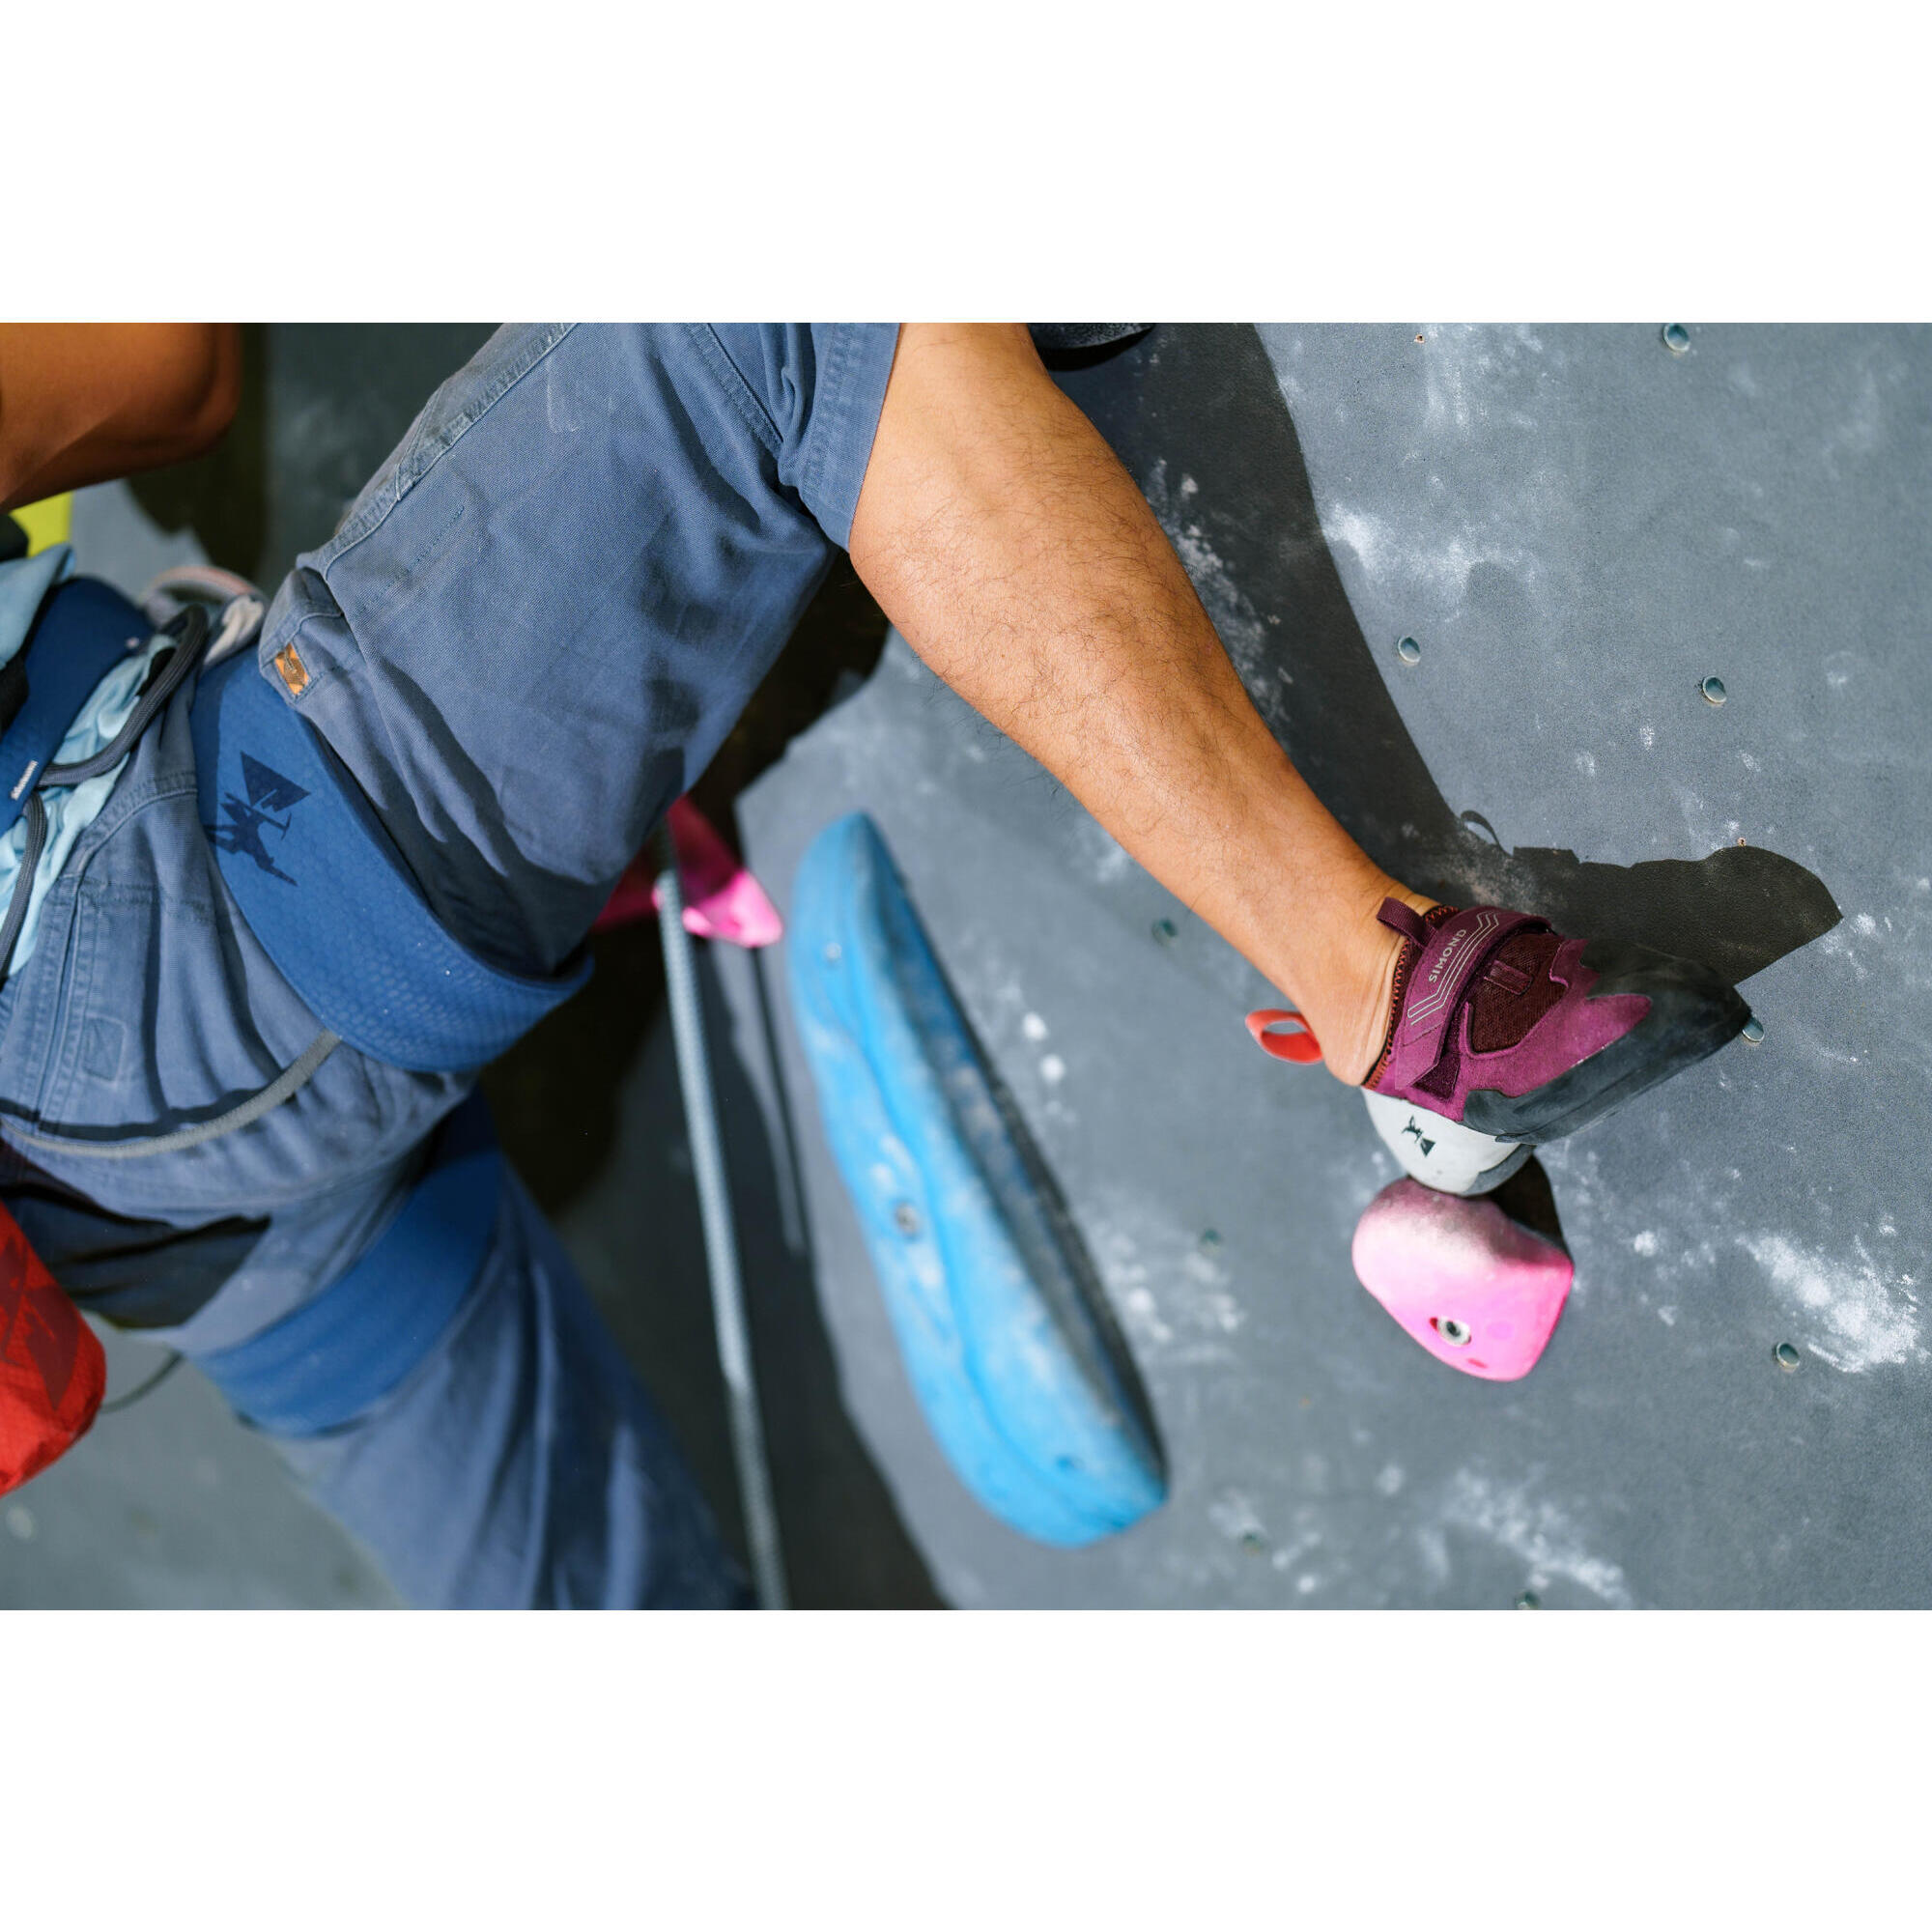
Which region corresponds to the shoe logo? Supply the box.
[1406,910,1500,1033]
[207,752,310,886]
[1401,1116,1437,1157]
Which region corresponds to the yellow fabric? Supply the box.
[12,494,73,555]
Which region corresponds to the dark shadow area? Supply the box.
[1490,1155,1567,1256]
[691,553,893,855]
[129,322,270,579]
[923,912,1169,1489]
[485,551,891,1209]
[527,940,943,1608]
[1055,326,1841,983]
[730,947,944,1605]
[131,324,498,587]
[0,1159,267,1331]
[1027,324,1155,372]
[127,323,270,577]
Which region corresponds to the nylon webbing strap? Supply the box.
[192,1092,500,1436]
[190,649,590,1072]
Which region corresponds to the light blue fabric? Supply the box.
[0,544,173,971]
[0,543,73,669]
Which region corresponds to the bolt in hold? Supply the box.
[1701,675,1727,706]
[1397,636,1422,667]
[1775,1342,1802,1371]
[1152,917,1179,945]
[1662,324,1691,354]
[1742,1017,1766,1045]
[1515,1590,1541,1610]
[892,1202,922,1237]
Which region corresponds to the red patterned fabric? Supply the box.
[0,1203,105,1496]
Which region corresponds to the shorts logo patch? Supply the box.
[208,753,310,886]
[272,643,311,697]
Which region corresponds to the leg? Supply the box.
[193,1122,745,1610]
[848,324,1429,1086]
[848,326,1747,1134]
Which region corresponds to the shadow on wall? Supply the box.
[491,907,943,1607]
[1057,325,1841,986]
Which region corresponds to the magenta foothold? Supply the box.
[592,797,784,949]
[652,797,784,948]
[1350,1178,1573,1380]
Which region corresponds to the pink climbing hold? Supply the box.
[1350,1178,1573,1381]
[591,796,784,949]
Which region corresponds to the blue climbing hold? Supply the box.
[788,811,1166,1548]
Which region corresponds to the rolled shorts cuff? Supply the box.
[794,324,899,550]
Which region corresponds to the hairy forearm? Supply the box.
[848,324,1407,1061]
[0,324,242,512]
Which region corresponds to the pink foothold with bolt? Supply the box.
[1350,1179,1573,1380]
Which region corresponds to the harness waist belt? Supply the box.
[190,648,589,1072]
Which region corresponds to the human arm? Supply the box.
[846,323,1429,1085]
[0,324,242,513]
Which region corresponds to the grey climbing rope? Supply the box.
[40,604,211,790]
[4,1029,341,1160]
[655,821,788,1609]
[0,793,49,984]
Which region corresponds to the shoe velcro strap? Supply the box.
[1483,955,1533,995]
[1396,906,1547,1064]
[1377,897,1433,948]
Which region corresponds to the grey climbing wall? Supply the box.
[728,324,1925,1608]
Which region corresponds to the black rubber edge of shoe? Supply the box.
[1460,941,1752,1146]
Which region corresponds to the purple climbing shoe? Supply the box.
[1364,898,1751,1146]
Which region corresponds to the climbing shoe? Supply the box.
[1362,898,1750,1147]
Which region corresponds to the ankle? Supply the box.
[1328,883,1440,1088]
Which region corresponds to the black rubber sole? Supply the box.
[1460,938,1752,1146]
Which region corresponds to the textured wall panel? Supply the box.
[736,324,1927,1608]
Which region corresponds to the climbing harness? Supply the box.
[0,565,590,1164]
[0,565,569,1469]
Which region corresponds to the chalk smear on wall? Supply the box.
[1740,1233,1922,1373]
[1439,1469,1636,1609]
